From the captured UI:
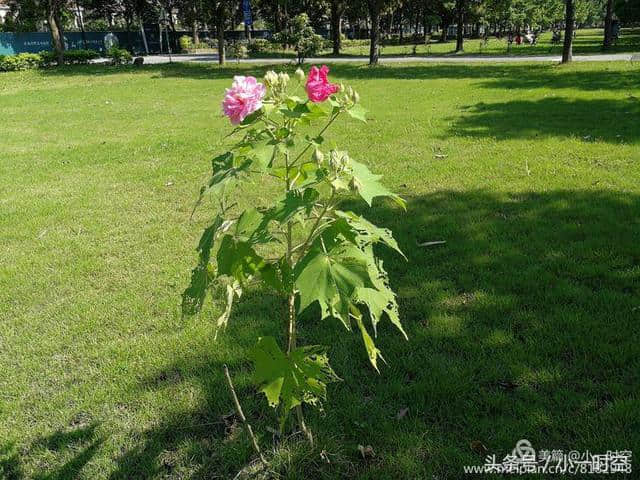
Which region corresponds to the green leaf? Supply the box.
[181,264,215,316]
[192,152,253,215]
[294,242,374,326]
[347,103,367,123]
[251,336,340,415]
[334,210,405,259]
[265,188,320,225]
[353,308,383,371]
[216,235,266,284]
[349,159,406,209]
[181,215,223,315]
[248,139,277,170]
[356,254,407,339]
[355,285,406,339]
[234,208,273,245]
[240,109,263,126]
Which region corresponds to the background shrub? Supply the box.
[39,49,99,66]
[64,49,99,64]
[107,47,133,65]
[247,38,270,55]
[179,35,193,52]
[227,41,248,62]
[0,53,43,71]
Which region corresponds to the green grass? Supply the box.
[337,27,640,57]
[1,60,640,479]
[251,27,640,58]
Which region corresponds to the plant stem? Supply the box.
[284,144,314,446]
[223,364,267,465]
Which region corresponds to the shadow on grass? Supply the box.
[38,61,640,95]
[1,423,103,480]
[450,96,640,143]
[109,189,639,478]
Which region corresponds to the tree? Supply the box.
[429,0,456,42]
[46,0,66,64]
[367,0,383,64]
[455,0,466,51]
[603,0,614,49]
[205,0,230,64]
[562,0,575,63]
[330,0,346,55]
[615,0,640,24]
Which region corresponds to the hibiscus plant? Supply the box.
[183,65,407,444]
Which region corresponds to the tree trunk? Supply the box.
[562,0,575,63]
[440,22,449,42]
[368,0,380,64]
[47,2,64,65]
[455,0,465,52]
[216,13,225,65]
[139,18,149,54]
[603,0,614,49]
[191,7,200,45]
[422,12,428,41]
[331,0,342,55]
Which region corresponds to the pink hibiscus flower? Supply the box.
[222,76,266,125]
[305,65,340,103]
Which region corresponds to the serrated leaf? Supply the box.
[294,242,374,326]
[349,159,406,209]
[181,264,214,316]
[182,215,224,315]
[334,210,405,259]
[240,109,263,126]
[265,188,319,225]
[234,208,273,245]
[251,337,340,415]
[357,253,407,339]
[192,152,253,215]
[216,235,266,284]
[347,103,367,123]
[353,309,383,371]
[248,139,277,169]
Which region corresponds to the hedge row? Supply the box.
[0,48,132,72]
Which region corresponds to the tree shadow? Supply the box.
[109,189,639,477]
[37,62,289,80]
[2,422,103,480]
[0,442,24,480]
[477,65,640,91]
[448,96,640,143]
[35,62,640,96]
[108,291,286,480]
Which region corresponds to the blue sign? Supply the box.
[242,0,252,26]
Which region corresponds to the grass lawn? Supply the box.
[249,28,640,59]
[1,60,639,479]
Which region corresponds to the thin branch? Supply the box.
[291,112,341,166]
[223,364,267,466]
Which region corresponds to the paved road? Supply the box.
[143,52,637,65]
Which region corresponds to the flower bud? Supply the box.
[353,91,360,103]
[347,86,354,99]
[313,148,324,164]
[279,72,290,86]
[295,68,305,82]
[264,70,278,87]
